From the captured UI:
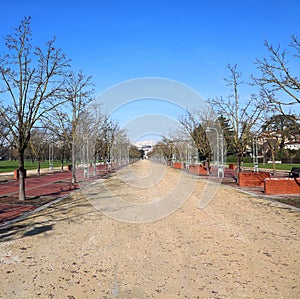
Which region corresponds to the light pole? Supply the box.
[49,137,54,171]
[206,126,219,165]
[219,133,224,177]
[252,136,258,172]
[83,135,89,178]
[206,127,224,178]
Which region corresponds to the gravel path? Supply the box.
[0,160,299,298]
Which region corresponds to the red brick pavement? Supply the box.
[0,166,111,226]
[0,205,36,224]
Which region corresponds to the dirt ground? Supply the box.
[0,160,299,298]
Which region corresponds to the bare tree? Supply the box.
[75,104,107,176]
[95,118,118,163]
[44,108,72,171]
[149,138,174,162]
[111,129,130,165]
[52,70,94,183]
[0,17,69,200]
[0,115,13,159]
[254,36,300,116]
[29,128,48,176]
[129,145,142,162]
[179,111,211,165]
[260,112,300,174]
[211,64,266,179]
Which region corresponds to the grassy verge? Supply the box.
[229,163,300,171]
[0,160,63,173]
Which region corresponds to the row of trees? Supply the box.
[0,17,140,200]
[1,17,299,198]
[150,36,300,179]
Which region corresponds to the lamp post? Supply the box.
[206,127,224,178]
[206,126,219,165]
[49,137,54,171]
[219,133,224,175]
[252,136,258,172]
[83,135,89,178]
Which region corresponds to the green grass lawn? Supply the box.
[240,163,300,171]
[0,160,63,173]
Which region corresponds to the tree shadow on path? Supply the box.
[0,193,103,242]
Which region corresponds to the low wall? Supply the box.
[97,164,108,171]
[173,162,184,169]
[264,178,300,195]
[189,165,208,175]
[238,171,270,187]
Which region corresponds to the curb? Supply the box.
[223,184,300,213]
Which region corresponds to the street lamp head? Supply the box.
[206,126,218,133]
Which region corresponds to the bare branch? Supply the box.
[0,17,70,199]
[255,36,300,114]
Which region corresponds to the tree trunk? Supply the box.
[262,148,266,165]
[94,151,97,176]
[236,152,242,184]
[61,145,65,171]
[206,153,210,175]
[271,149,276,176]
[71,142,77,184]
[18,151,26,201]
[37,158,41,176]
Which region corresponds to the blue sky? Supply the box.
[1,0,299,140]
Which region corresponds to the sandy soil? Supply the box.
[0,160,299,298]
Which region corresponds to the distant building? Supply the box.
[285,141,300,151]
[134,140,156,158]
